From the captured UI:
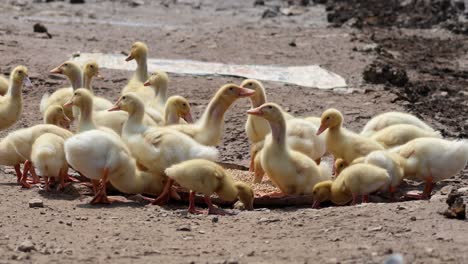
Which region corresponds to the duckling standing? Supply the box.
[82,60,114,111]
[165,159,254,215]
[164,95,193,125]
[144,71,170,114]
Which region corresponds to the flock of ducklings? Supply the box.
[0,41,467,215]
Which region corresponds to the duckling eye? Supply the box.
[326,116,330,120]
[64,63,69,67]
[122,96,126,100]
[74,92,78,96]
[18,70,23,74]
[268,106,273,109]
[90,65,94,68]
[182,103,187,107]
[229,87,234,91]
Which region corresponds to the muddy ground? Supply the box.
[0,0,467,263]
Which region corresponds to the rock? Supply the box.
[369,226,383,232]
[288,40,297,47]
[410,216,417,221]
[226,258,239,264]
[441,196,466,220]
[384,254,404,264]
[247,250,255,257]
[70,0,85,3]
[129,0,144,7]
[211,216,219,223]
[258,217,281,224]
[17,240,35,252]
[176,226,191,232]
[262,9,278,18]
[457,187,468,193]
[362,62,408,87]
[29,198,44,208]
[253,0,264,6]
[440,185,454,195]
[280,6,306,16]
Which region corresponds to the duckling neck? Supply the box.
[268,117,287,148]
[70,69,83,90]
[83,74,94,92]
[199,97,230,132]
[124,103,146,134]
[77,102,96,132]
[7,80,22,98]
[135,56,148,83]
[155,83,167,106]
[250,90,266,108]
[164,105,179,125]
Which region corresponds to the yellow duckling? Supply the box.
[42,61,83,120]
[31,133,69,191]
[312,177,351,208]
[164,95,193,125]
[168,84,255,146]
[395,138,468,199]
[65,129,167,204]
[165,159,254,215]
[44,105,71,129]
[0,66,32,131]
[360,111,434,137]
[121,42,155,104]
[247,103,330,196]
[370,124,441,149]
[82,60,114,111]
[0,74,8,96]
[144,70,170,114]
[317,108,384,164]
[362,150,405,196]
[110,93,219,205]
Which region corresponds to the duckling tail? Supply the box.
[40,92,50,113]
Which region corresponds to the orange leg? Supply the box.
[362,194,369,203]
[405,177,434,200]
[14,164,22,183]
[43,176,51,192]
[249,145,256,172]
[28,163,41,184]
[312,200,321,209]
[151,178,174,205]
[19,163,32,189]
[57,169,70,191]
[90,168,111,205]
[351,193,358,205]
[204,195,232,215]
[187,191,204,214]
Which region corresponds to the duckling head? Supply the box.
[11,65,32,88]
[240,79,266,107]
[50,61,81,78]
[109,93,142,114]
[334,158,348,176]
[125,41,148,62]
[247,103,283,123]
[312,180,333,208]
[83,60,101,79]
[217,83,255,103]
[64,88,93,109]
[234,182,254,210]
[317,108,343,135]
[143,70,169,88]
[166,95,193,123]
[45,105,71,129]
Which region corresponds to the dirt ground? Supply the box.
[0,0,467,263]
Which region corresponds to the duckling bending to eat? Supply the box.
[144,71,170,114]
[312,177,351,208]
[122,42,155,104]
[110,93,219,205]
[65,129,167,204]
[394,138,468,199]
[360,111,434,137]
[82,60,114,111]
[0,74,8,96]
[168,84,255,146]
[247,103,331,197]
[0,66,32,131]
[317,108,384,165]
[370,124,441,149]
[164,95,193,125]
[165,159,254,215]
[31,133,69,191]
[41,61,83,120]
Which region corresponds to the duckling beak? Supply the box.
[316,124,327,135]
[247,107,263,116]
[23,76,32,88]
[108,105,121,112]
[125,53,134,62]
[238,87,255,97]
[63,100,73,108]
[96,72,104,79]
[143,80,151,86]
[63,115,71,123]
[50,66,62,74]
[182,112,194,123]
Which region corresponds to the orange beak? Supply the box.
[96,72,103,79]
[247,107,263,116]
[63,100,73,108]
[182,112,194,123]
[63,115,71,123]
[143,80,151,86]
[108,105,120,112]
[316,124,327,135]
[238,87,255,97]
[125,53,134,62]
[50,66,62,74]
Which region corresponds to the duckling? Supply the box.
[165,159,254,215]
[360,111,434,137]
[312,178,351,208]
[363,150,405,196]
[370,124,441,149]
[144,71,169,114]
[164,95,193,125]
[0,66,31,131]
[65,129,167,204]
[317,108,384,165]
[110,93,219,204]
[334,158,348,176]
[44,105,71,129]
[31,133,69,191]
[0,74,8,96]
[64,89,156,135]
[247,103,330,196]
[168,84,255,146]
[395,138,468,199]
[82,60,114,111]
[122,42,155,104]
[41,61,82,120]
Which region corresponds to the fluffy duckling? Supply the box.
[247,103,330,196]
[164,95,193,125]
[41,61,83,119]
[312,178,351,208]
[370,124,441,149]
[165,159,254,215]
[168,84,255,146]
[44,105,71,129]
[395,138,468,199]
[362,150,405,196]
[122,42,155,104]
[317,108,384,164]
[360,111,434,137]
[82,60,114,111]
[65,129,167,204]
[111,93,219,204]
[0,66,32,131]
[31,133,69,191]
[144,71,169,114]
[0,75,8,96]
